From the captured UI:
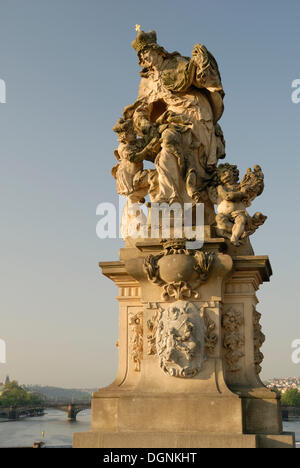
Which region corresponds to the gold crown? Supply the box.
[131,30,158,53]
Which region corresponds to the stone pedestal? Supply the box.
[73,238,295,448]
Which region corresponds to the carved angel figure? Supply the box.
[214,163,267,246]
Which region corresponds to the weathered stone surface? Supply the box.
[214,164,267,246]
[74,30,294,448]
[74,431,295,449]
[74,238,293,448]
[111,29,267,247]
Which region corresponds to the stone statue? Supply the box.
[131,30,226,204]
[213,163,267,246]
[111,29,267,246]
[113,30,225,208]
[112,117,158,203]
[74,29,295,449]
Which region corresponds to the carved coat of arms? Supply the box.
[156,301,205,378]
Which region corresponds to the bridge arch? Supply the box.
[44,401,91,421]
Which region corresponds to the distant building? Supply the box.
[0,376,12,396]
[266,376,300,393]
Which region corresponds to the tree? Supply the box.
[0,381,43,407]
[281,388,300,407]
[270,386,281,396]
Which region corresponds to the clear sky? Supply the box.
[0,0,300,387]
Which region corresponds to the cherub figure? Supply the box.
[112,118,145,201]
[112,117,160,238]
[215,163,267,246]
[112,117,159,202]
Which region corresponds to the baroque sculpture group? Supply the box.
[112,30,266,247]
[74,30,295,449]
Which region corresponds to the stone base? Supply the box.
[73,431,295,449]
[89,392,245,434]
[77,242,295,449]
[73,389,296,448]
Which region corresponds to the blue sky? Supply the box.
[0,0,300,386]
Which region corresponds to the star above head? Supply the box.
[135,24,141,32]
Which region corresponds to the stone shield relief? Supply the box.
[156,301,205,378]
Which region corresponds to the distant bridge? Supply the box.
[0,400,91,421]
[0,406,45,420]
[44,401,91,421]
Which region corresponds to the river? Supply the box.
[0,411,299,448]
[0,409,91,448]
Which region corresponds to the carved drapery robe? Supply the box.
[131,49,225,204]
